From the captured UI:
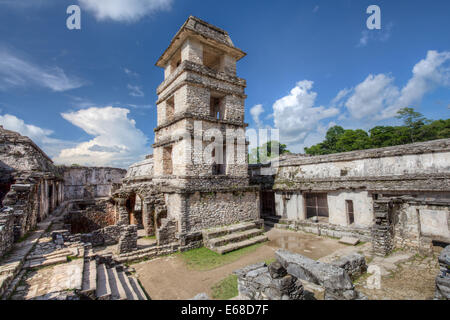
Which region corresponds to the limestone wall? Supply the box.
[0,208,14,257]
[393,199,450,253]
[63,166,126,200]
[274,190,373,228]
[168,190,260,232]
[275,139,450,192]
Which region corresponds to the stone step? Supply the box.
[0,274,13,298]
[96,263,111,300]
[215,235,269,255]
[0,262,21,276]
[207,228,264,248]
[81,259,97,297]
[117,270,139,300]
[24,256,68,269]
[128,276,148,300]
[27,247,76,261]
[203,221,257,240]
[264,216,288,224]
[264,220,276,227]
[107,267,127,300]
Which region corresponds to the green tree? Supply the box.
[395,107,429,143]
[248,140,290,164]
[335,129,372,152]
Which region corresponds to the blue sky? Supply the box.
[0,0,449,168]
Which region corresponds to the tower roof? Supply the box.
[156,16,246,68]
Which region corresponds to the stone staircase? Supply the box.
[81,251,148,300]
[203,221,268,254]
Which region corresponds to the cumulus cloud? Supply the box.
[250,104,264,127]
[78,0,173,22]
[344,50,450,120]
[54,106,149,168]
[345,74,399,120]
[127,84,144,97]
[0,114,76,158]
[272,81,339,151]
[0,48,84,92]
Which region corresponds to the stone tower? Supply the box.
[153,16,260,245]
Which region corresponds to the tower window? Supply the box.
[212,145,226,175]
[166,96,175,121]
[163,146,173,175]
[203,45,222,72]
[210,94,225,120]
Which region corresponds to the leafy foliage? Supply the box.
[249,140,291,164]
[305,108,450,155]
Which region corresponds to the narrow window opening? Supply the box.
[163,146,173,175]
[346,200,355,225]
[166,96,175,121]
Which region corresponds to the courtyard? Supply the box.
[132,227,441,300]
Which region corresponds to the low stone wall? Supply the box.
[234,262,304,300]
[435,245,450,300]
[68,225,121,247]
[272,219,372,242]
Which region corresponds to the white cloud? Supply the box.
[250,104,264,127]
[127,84,144,97]
[124,68,139,77]
[0,48,84,92]
[0,114,76,158]
[358,22,393,47]
[344,50,450,120]
[78,0,172,22]
[331,88,351,107]
[272,80,339,152]
[345,74,399,120]
[54,106,149,168]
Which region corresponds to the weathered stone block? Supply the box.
[275,249,353,291]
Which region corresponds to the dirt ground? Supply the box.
[355,251,441,300]
[133,228,348,300]
[133,227,442,300]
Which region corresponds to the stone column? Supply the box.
[115,197,129,226]
[142,198,155,236]
[372,199,394,256]
[117,225,138,254]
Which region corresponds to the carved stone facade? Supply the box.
[112,16,260,251]
[255,138,450,256]
[0,126,64,257]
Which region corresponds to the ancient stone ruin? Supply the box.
[435,245,450,299]
[0,16,449,300]
[233,249,367,300]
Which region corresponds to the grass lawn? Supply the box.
[178,243,264,271]
[211,274,238,300]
